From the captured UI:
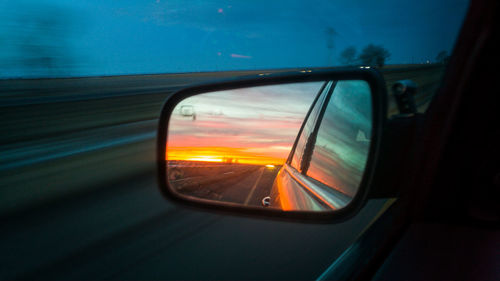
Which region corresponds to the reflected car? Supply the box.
[268,80,373,211]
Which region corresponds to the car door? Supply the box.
[270,80,372,211]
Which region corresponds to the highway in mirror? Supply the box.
[166,82,323,208]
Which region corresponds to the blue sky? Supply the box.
[0,0,469,78]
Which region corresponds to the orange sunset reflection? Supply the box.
[165,82,324,167]
[166,146,288,166]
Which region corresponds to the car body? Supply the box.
[269,80,370,211]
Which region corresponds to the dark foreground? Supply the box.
[1,170,390,280]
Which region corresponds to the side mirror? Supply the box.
[157,69,387,221]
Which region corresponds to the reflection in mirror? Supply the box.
[166,80,372,212]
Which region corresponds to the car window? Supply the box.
[0,0,470,280]
[306,81,372,197]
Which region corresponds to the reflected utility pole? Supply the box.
[325,27,337,66]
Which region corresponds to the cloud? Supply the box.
[230,53,252,59]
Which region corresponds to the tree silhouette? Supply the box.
[340,46,357,65]
[358,44,390,67]
[436,50,450,64]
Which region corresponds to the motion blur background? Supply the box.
[1,0,468,279]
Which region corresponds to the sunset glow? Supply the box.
[167,146,287,165]
[186,156,223,162]
[166,82,324,166]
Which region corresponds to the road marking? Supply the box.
[244,167,265,206]
[171,177,199,183]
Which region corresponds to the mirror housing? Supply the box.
[157,68,387,222]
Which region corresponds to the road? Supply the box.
[171,165,279,207]
[0,66,443,280]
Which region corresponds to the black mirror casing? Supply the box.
[157,68,388,222]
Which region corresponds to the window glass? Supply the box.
[0,1,471,279]
[306,80,372,197]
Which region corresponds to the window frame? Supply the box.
[287,81,335,171]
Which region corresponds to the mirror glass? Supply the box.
[165,80,372,212]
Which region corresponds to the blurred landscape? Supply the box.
[0,65,444,216]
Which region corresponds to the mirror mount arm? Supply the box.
[368,113,425,198]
